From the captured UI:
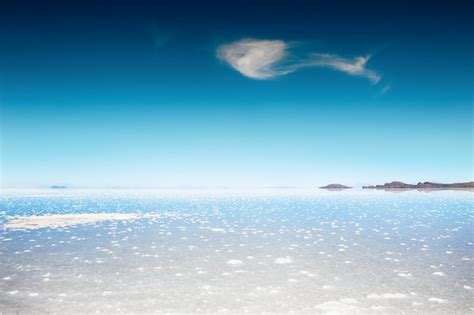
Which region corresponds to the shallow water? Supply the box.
[1,189,473,314]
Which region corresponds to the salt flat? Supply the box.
[5,213,142,230]
[0,189,472,314]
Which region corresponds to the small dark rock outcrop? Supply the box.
[51,185,67,189]
[319,184,352,189]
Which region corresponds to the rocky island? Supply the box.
[319,184,352,189]
[363,181,474,189]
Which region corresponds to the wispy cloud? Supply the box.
[380,83,391,94]
[305,54,381,83]
[217,38,381,84]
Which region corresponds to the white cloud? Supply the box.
[307,53,381,83]
[216,39,292,80]
[217,39,381,84]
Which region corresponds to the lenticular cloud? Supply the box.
[217,38,381,84]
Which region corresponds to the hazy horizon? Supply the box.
[3,179,474,190]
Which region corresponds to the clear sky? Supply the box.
[1,0,472,188]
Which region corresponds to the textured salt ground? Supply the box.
[4,213,142,230]
[0,189,473,314]
[4,213,176,230]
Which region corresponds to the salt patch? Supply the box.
[274,257,293,264]
[428,297,447,303]
[367,293,407,299]
[227,260,243,266]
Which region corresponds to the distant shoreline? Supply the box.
[362,181,474,190]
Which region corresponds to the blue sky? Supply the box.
[1,1,472,188]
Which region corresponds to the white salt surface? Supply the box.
[274,257,293,264]
[5,213,141,229]
[226,259,243,265]
[0,189,472,314]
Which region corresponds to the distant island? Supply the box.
[319,184,352,189]
[363,181,474,189]
[50,185,67,189]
